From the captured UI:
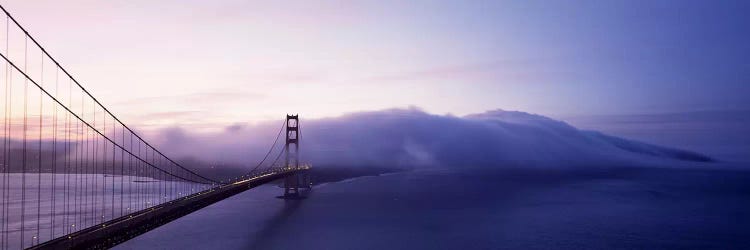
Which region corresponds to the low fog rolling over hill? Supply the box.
[1,108,717,181]
[562,110,750,164]
[145,108,713,174]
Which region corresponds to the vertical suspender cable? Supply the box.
[21,34,27,248]
[82,100,87,228]
[102,112,106,222]
[63,79,68,235]
[148,147,151,207]
[163,157,166,203]
[90,103,94,224]
[170,162,173,200]
[92,104,96,225]
[79,91,83,232]
[137,141,140,210]
[119,121,123,217]
[51,65,58,239]
[128,132,132,213]
[142,142,145,209]
[36,47,43,246]
[74,95,79,231]
[112,117,115,218]
[64,77,70,235]
[73,95,78,232]
[153,150,156,205]
[137,140,141,211]
[158,157,162,205]
[1,15,9,250]
[76,90,81,232]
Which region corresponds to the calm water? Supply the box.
[117,166,750,250]
[0,174,207,249]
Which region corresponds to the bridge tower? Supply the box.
[283,114,302,197]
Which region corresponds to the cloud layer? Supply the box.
[146,108,712,170]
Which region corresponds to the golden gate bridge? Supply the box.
[0,5,311,249]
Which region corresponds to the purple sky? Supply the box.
[2,0,749,129]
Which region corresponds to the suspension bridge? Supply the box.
[0,5,311,249]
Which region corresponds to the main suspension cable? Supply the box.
[0,5,218,184]
[262,142,286,173]
[0,50,215,184]
[246,120,285,175]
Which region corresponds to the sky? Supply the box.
[1,0,749,129]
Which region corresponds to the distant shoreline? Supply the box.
[301,166,405,185]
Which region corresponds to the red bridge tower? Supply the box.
[283,114,310,197]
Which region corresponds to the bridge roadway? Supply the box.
[29,166,311,250]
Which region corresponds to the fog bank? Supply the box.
[145,108,712,170]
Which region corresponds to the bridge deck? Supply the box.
[29,167,309,250]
